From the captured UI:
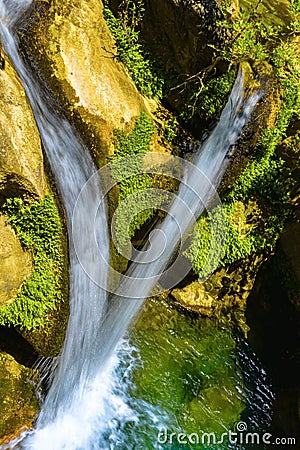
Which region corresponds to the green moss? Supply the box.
[110,112,159,253]
[180,70,236,123]
[113,111,154,158]
[0,195,65,331]
[103,1,164,98]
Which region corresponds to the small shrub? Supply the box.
[103,1,164,98]
[111,112,159,253]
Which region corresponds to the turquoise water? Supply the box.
[102,297,274,449]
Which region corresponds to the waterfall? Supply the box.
[0,0,110,427]
[90,70,261,366]
[0,1,262,449]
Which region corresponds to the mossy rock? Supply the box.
[239,0,292,27]
[0,44,47,203]
[0,217,33,306]
[0,352,38,440]
[19,0,153,163]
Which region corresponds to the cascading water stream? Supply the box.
[0,0,111,430]
[0,1,264,448]
[89,71,262,367]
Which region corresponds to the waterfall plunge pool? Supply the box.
[91,296,274,450]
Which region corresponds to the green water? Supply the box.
[111,297,273,449]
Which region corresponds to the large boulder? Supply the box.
[0,45,46,306]
[0,46,46,203]
[171,254,264,332]
[19,0,153,162]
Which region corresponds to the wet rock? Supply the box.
[171,253,265,333]
[20,0,154,162]
[172,281,215,317]
[0,217,33,306]
[0,352,37,440]
[0,45,46,203]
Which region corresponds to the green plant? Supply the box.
[217,0,300,66]
[110,112,161,252]
[179,70,236,122]
[103,1,164,98]
[162,116,180,145]
[0,195,64,330]
[185,40,299,276]
[175,0,298,126]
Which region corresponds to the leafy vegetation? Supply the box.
[110,112,159,253]
[179,70,236,123]
[186,32,300,275]
[0,195,64,330]
[103,0,164,98]
[103,1,300,276]
[173,0,299,124]
[217,0,299,64]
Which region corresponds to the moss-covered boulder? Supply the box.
[0,40,67,346]
[0,352,37,441]
[0,45,48,308]
[0,45,46,203]
[0,217,33,307]
[19,0,156,163]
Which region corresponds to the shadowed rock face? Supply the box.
[19,0,152,162]
[108,0,230,78]
[141,0,228,73]
[0,45,46,204]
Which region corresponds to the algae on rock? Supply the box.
[0,352,37,440]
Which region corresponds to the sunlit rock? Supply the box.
[0,45,46,201]
[20,0,153,161]
[0,216,33,306]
